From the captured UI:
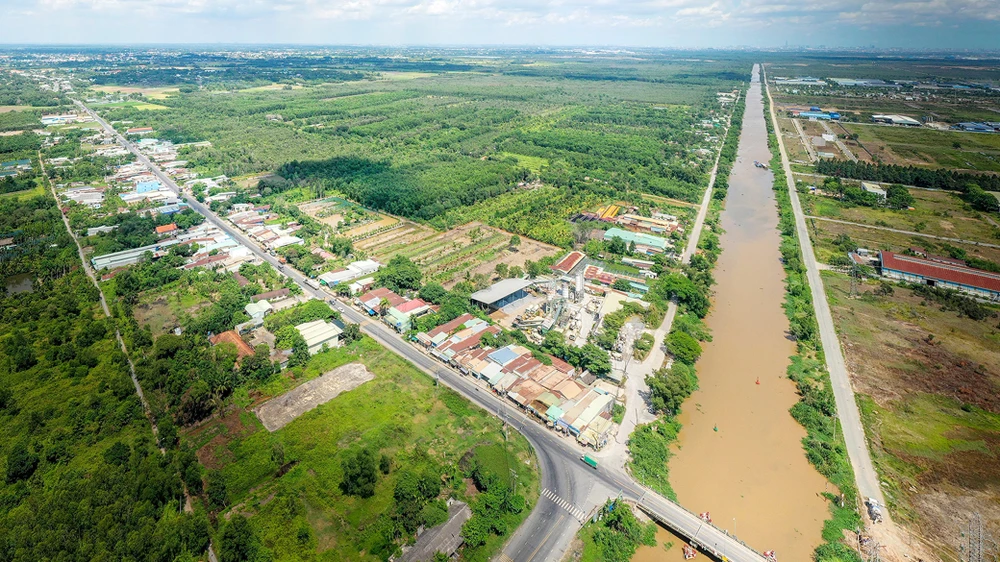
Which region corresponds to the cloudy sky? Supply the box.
[2,0,998,48]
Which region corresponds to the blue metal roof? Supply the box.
[488,345,520,366]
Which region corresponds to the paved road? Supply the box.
[76,99,769,562]
[791,117,818,162]
[819,120,858,162]
[599,86,739,469]
[762,71,887,508]
[805,215,1000,250]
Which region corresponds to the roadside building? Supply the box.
[861,182,887,200]
[244,300,273,321]
[251,288,290,302]
[879,251,1000,300]
[384,299,431,333]
[295,320,343,355]
[317,259,381,286]
[126,127,154,135]
[155,223,178,236]
[616,213,679,234]
[470,278,534,312]
[603,228,670,255]
[952,122,996,132]
[357,287,406,315]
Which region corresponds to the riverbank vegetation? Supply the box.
[764,80,865,562]
[627,88,746,500]
[574,501,658,562]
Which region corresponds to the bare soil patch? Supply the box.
[254,362,375,431]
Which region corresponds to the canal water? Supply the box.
[4,273,33,295]
[634,64,828,562]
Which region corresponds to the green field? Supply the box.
[191,338,539,561]
[800,186,1000,246]
[823,272,1000,556]
[842,124,1000,172]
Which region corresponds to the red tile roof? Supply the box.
[552,251,585,273]
[155,223,177,234]
[394,299,429,314]
[881,251,1000,293]
[427,313,475,338]
[251,288,290,302]
[210,330,255,359]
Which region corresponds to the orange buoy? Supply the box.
[755,377,760,385]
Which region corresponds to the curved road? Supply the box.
[75,98,769,562]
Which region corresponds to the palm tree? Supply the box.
[378,297,390,317]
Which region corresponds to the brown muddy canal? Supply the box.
[634,64,828,562]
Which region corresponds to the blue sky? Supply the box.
[2,0,998,48]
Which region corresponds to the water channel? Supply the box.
[634,64,828,562]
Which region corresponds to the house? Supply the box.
[209,330,255,362]
[861,182,887,200]
[470,278,534,312]
[384,299,431,333]
[126,127,154,135]
[357,287,406,315]
[295,320,343,355]
[244,300,274,320]
[251,288,290,302]
[136,181,162,193]
[317,260,381,286]
[155,223,178,235]
[603,228,670,255]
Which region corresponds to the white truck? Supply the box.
[865,497,883,523]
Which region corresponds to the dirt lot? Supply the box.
[253,363,374,431]
[823,272,1000,559]
[357,221,559,288]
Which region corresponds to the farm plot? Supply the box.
[298,196,379,232]
[366,222,559,288]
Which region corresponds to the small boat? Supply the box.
[699,511,712,523]
[683,544,697,559]
[764,550,777,562]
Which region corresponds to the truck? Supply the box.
[581,455,598,469]
[865,497,883,523]
[305,278,320,290]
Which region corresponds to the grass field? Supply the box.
[823,272,1000,559]
[807,214,1000,265]
[97,100,170,111]
[187,337,539,562]
[90,85,180,99]
[800,187,1000,247]
[841,124,1000,173]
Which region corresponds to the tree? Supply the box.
[270,441,285,467]
[509,265,524,278]
[419,282,448,304]
[569,343,612,378]
[667,330,702,365]
[885,185,914,210]
[6,441,39,483]
[647,362,696,415]
[206,470,228,510]
[219,515,264,562]
[494,262,509,279]
[612,278,632,291]
[509,234,521,251]
[336,283,352,297]
[341,322,362,344]
[103,441,131,466]
[340,448,378,498]
[375,254,423,292]
[379,453,392,475]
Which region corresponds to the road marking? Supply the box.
[496,553,515,562]
[525,513,563,562]
[541,488,586,521]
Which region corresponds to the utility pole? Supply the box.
[960,513,996,562]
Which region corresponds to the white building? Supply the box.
[296,320,343,355]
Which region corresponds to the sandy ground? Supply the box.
[254,363,374,432]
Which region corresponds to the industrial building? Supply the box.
[952,122,999,132]
[871,114,922,127]
[470,278,535,311]
[295,320,343,355]
[880,251,1000,300]
[603,227,670,254]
